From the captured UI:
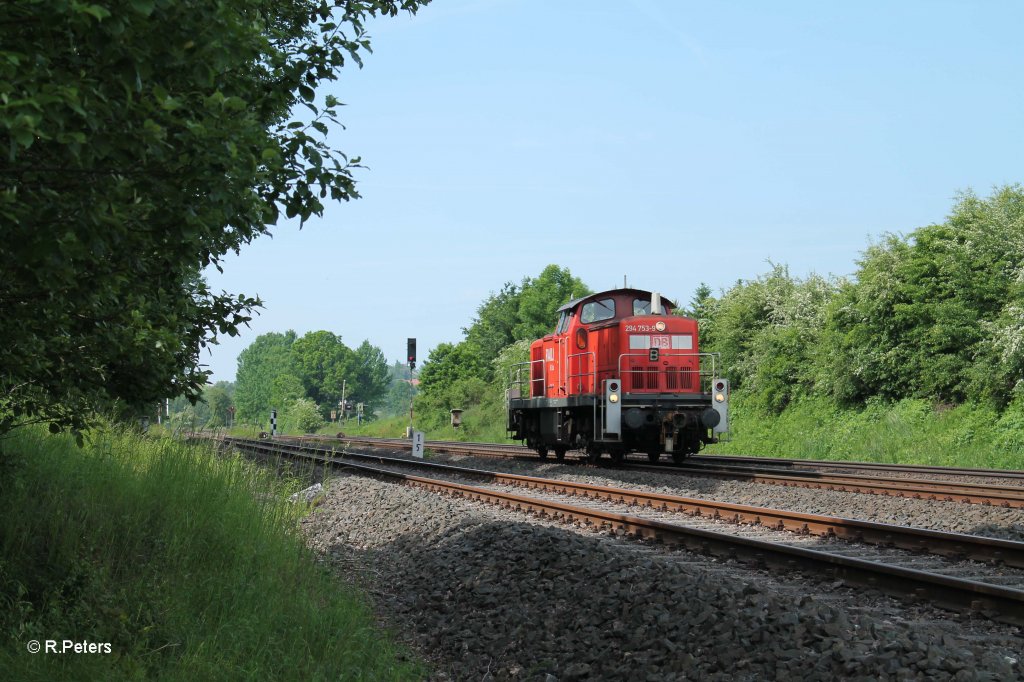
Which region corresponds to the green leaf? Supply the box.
[131,0,155,16]
[72,2,112,21]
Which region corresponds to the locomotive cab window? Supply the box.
[580,298,615,324]
[633,299,651,316]
[555,310,575,334]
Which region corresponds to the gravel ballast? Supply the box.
[302,471,1022,681]
[418,453,1024,543]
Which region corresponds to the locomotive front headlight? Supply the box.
[715,392,725,402]
[609,394,619,403]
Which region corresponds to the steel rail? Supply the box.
[227,437,1024,568]
[228,437,1024,568]
[277,435,1024,508]
[688,454,1024,481]
[625,463,1024,508]
[286,435,1024,482]
[292,435,1024,481]
[225,436,1024,625]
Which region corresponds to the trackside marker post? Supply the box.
[270,409,277,436]
[412,431,425,458]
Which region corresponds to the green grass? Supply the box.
[0,426,422,681]
[707,393,1024,470]
[324,404,516,445]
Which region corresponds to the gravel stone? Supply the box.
[423,452,1024,542]
[302,470,1023,681]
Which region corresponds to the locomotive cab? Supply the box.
[506,288,727,464]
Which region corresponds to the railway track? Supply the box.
[224,436,1024,624]
[687,453,1024,482]
[273,434,1024,508]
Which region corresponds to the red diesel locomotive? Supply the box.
[506,288,728,463]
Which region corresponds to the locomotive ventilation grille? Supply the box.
[630,368,695,391]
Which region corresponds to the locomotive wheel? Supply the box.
[610,450,625,465]
[647,449,661,463]
[537,446,549,460]
[672,451,687,465]
[554,446,567,461]
[586,448,601,464]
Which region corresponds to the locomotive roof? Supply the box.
[556,288,677,313]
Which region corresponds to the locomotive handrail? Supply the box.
[565,351,596,396]
[508,358,545,399]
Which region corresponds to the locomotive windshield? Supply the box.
[580,298,615,324]
[555,310,574,334]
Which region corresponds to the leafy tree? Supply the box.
[492,339,531,397]
[286,398,325,434]
[709,265,837,412]
[383,377,417,417]
[288,333,389,413]
[291,331,350,408]
[169,393,210,426]
[681,282,719,349]
[347,340,391,411]
[204,383,235,428]
[417,343,486,400]
[270,373,306,415]
[461,265,591,381]
[820,186,1024,406]
[976,272,1024,404]
[234,331,298,422]
[0,0,429,438]
[462,282,522,378]
[514,265,591,341]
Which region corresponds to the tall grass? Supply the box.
[707,394,1024,470]
[0,426,420,681]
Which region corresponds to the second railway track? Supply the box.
[273,434,1024,508]
[224,435,1024,625]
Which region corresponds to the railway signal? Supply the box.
[604,378,621,436]
[712,378,729,433]
[407,337,416,370]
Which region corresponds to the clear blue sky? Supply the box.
[203,0,1023,382]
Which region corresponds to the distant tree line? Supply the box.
[412,187,1024,431]
[232,331,391,429]
[165,336,416,434]
[699,185,1024,414]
